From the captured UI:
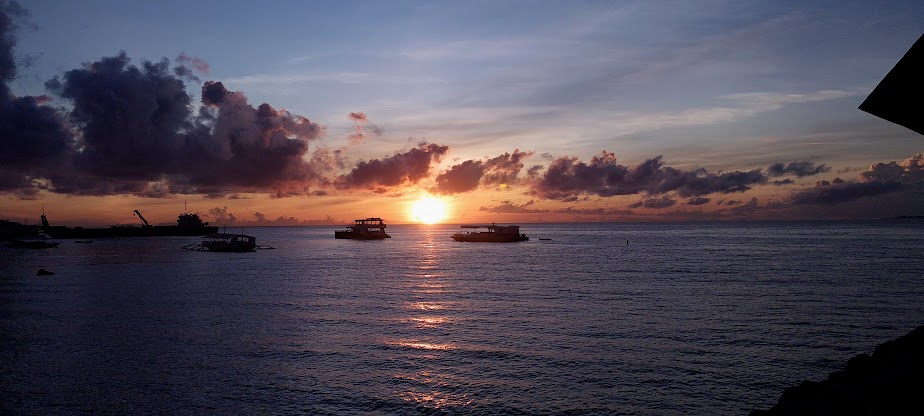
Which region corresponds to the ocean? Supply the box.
[2,221,923,415]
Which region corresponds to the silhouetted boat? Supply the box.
[335,218,391,240]
[451,223,529,242]
[40,210,218,239]
[5,231,59,248]
[190,233,257,252]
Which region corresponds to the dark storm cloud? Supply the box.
[767,161,830,177]
[530,151,767,201]
[0,2,72,193]
[35,53,326,196]
[433,150,533,194]
[47,52,191,179]
[185,79,324,191]
[201,80,229,105]
[771,179,794,186]
[685,197,711,205]
[336,142,449,189]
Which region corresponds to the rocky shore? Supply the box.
[751,325,924,415]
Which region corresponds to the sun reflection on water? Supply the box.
[393,371,475,410]
[388,226,470,410]
[408,316,447,328]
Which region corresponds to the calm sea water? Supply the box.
[2,221,923,415]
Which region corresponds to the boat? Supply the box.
[335,218,391,240]
[40,210,219,239]
[451,223,529,242]
[193,233,257,252]
[4,231,59,248]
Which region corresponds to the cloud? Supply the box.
[46,52,193,180]
[789,152,924,205]
[790,181,904,205]
[345,111,383,144]
[628,195,677,209]
[336,142,449,189]
[685,197,711,205]
[0,3,73,194]
[206,206,237,226]
[0,2,337,200]
[247,212,339,226]
[433,149,533,194]
[530,151,767,201]
[30,51,325,197]
[348,112,367,123]
[767,161,830,177]
[552,206,635,216]
[479,200,545,214]
[204,208,340,226]
[860,153,924,183]
[176,52,210,75]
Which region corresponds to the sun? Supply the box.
[410,197,448,224]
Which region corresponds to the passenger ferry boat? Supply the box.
[451,223,528,242]
[335,218,391,240]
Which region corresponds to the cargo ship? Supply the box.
[451,223,529,242]
[335,218,391,240]
[40,210,218,239]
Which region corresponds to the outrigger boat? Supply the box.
[4,231,59,248]
[335,218,391,240]
[185,233,257,252]
[451,223,528,242]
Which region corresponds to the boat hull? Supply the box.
[335,230,391,240]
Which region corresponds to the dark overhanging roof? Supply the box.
[859,33,924,135]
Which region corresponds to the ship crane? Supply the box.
[134,210,153,228]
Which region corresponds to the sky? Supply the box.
[1,0,922,226]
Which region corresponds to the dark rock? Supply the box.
[36,268,54,276]
[751,325,924,415]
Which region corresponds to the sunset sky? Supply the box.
[1,0,922,226]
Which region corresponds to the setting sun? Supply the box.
[410,197,448,224]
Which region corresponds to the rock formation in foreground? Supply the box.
[751,325,924,415]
